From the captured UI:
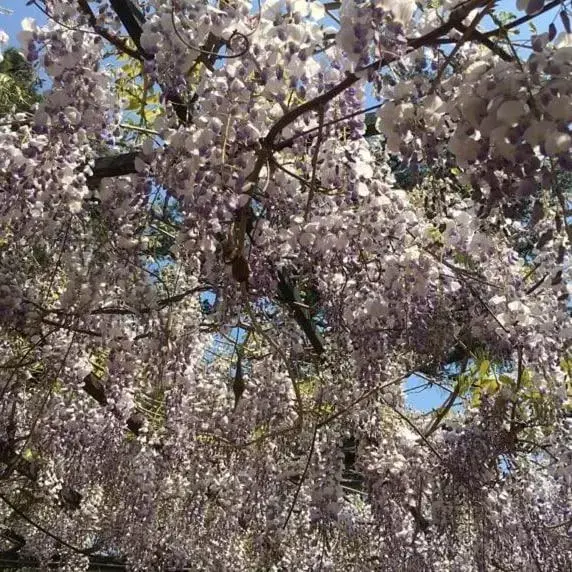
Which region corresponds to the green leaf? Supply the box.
[457,373,472,395]
[22,448,36,461]
[480,377,500,394]
[297,377,316,397]
[497,11,517,25]
[499,374,513,386]
[520,368,533,387]
[478,359,490,377]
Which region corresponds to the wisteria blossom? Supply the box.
[0,0,570,570]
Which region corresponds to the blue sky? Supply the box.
[1,0,42,44]
[0,0,562,413]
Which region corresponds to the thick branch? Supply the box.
[455,23,513,61]
[88,152,138,188]
[108,0,149,58]
[76,0,143,60]
[0,554,129,571]
[265,0,494,147]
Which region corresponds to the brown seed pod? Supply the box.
[233,355,245,410]
[232,255,249,283]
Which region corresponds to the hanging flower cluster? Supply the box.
[0,0,570,570]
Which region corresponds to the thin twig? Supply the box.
[424,359,468,437]
[76,0,143,60]
[316,365,424,429]
[41,319,101,337]
[0,492,88,555]
[119,123,159,135]
[275,102,384,151]
[304,105,326,221]
[432,1,495,92]
[483,0,562,38]
[454,22,513,62]
[243,293,305,420]
[381,397,443,461]
[282,422,318,529]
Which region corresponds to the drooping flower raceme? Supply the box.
[0,1,570,570]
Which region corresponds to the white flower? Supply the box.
[490,125,515,161]
[21,17,36,32]
[553,46,572,66]
[545,96,572,121]
[524,120,554,146]
[382,0,416,24]
[489,295,506,306]
[18,17,37,46]
[448,132,480,164]
[63,106,81,125]
[465,60,490,79]
[400,103,416,121]
[298,232,315,248]
[544,131,571,155]
[496,100,528,125]
[356,181,370,197]
[554,32,572,49]
[393,81,416,99]
[508,300,529,314]
[422,94,446,126]
[140,31,161,54]
[292,0,324,20]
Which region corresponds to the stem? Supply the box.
[282,422,318,529]
[304,105,325,221]
[243,291,305,421]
